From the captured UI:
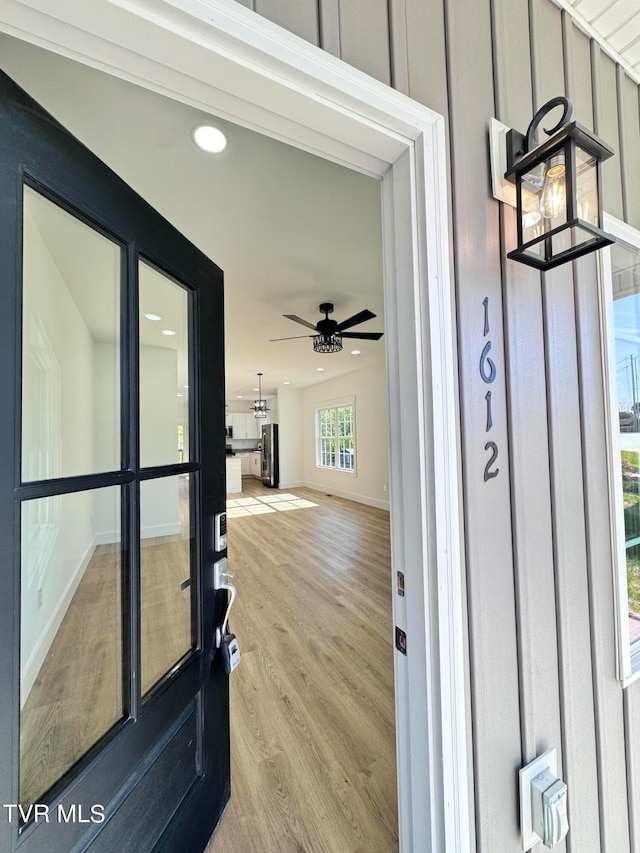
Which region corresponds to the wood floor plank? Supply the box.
[206,479,398,853]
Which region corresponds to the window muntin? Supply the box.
[316,401,355,472]
[18,187,202,808]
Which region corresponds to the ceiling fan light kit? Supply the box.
[313,333,342,353]
[270,302,383,353]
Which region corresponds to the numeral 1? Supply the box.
[485,390,493,432]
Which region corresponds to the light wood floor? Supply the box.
[20,476,193,805]
[19,478,398,851]
[20,539,123,806]
[206,479,398,853]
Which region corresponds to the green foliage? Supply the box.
[628,557,640,616]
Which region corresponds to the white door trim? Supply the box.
[0,2,469,849]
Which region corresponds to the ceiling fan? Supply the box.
[270,303,383,353]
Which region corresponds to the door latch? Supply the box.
[213,557,241,673]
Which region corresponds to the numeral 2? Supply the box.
[484,441,499,481]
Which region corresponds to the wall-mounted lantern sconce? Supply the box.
[491,96,615,270]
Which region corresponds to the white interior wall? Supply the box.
[21,209,96,702]
[301,362,389,510]
[94,345,181,542]
[277,386,303,487]
[140,347,178,467]
[93,342,121,543]
[139,347,181,538]
[140,476,181,539]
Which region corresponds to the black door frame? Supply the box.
[0,70,230,852]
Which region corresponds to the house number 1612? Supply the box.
[480,297,499,482]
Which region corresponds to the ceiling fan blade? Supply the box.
[283,314,318,331]
[269,334,315,341]
[340,331,384,340]
[336,309,376,332]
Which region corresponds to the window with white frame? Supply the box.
[316,399,355,472]
[602,216,640,684]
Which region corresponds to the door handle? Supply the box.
[213,558,237,648]
[214,558,234,587]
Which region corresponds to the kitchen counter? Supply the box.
[226,457,242,495]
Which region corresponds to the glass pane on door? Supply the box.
[140,475,194,696]
[139,262,190,467]
[20,486,123,805]
[22,186,121,482]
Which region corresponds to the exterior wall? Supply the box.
[238,0,640,849]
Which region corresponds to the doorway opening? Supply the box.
[0,3,467,849]
[2,32,396,852]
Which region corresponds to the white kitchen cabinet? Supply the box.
[225,457,242,495]
[229,412,267,439]
[251,451,262,477]
[246,415,260,440]
[239,453,252,476]
[230,413,247,438]
[230,413,245,438]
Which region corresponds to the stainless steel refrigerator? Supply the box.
[261,423,279,487]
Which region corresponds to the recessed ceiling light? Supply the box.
[184,385,189,389]
[162,329,176,336]
[351,350,361,355]
[237,395,243,399]
[283,381,290,385]
[192,125,228,153]
[253,388,260,392]
[316,367,324,372]
[144,313,162,321]
[177,393,184,398]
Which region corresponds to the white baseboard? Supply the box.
[302,482,390,512]
[95,523,181,544]
[141,523,181,540]
[95,529,120,545]
[21,536,96,708]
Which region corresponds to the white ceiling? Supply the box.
[564,0,640,77]
[0,34,384,407]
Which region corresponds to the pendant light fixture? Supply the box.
[251,373,270,418]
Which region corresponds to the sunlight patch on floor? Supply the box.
[226,494,318,518]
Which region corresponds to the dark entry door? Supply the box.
[0,69,229,852]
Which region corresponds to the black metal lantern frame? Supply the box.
[504,96,615,270]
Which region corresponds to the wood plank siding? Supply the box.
[239,0,640,849]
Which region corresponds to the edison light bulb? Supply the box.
[539,156,566,220]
